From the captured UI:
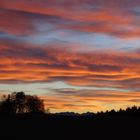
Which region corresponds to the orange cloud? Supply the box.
[0,0,140,38]
[0,41,139,90]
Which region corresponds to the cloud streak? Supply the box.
[0,40,139,90]
[1,0,140,38]
[0,0,140,112]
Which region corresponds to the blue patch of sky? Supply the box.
[1,29,140,51]
[131,7,140,16]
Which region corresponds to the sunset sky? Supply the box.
[0,0,140,113]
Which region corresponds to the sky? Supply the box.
[0,0,140,113]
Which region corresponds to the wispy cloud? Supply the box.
[1,0,140,38]
[0,0,140,112]
[0,41,139,90]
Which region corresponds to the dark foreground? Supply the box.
[0,114,139,140]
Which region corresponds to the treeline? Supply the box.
[96,106,140,117]
[53,106,140,117]
[0,92,139,117]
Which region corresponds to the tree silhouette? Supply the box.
[14,92,26,113]
[0,94,16,114]
[0,92,45,114]
[26,95,45,113]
